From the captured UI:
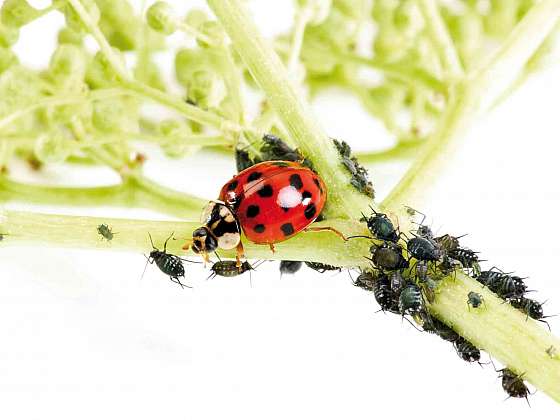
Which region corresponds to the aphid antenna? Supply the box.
[163,232,175,252]
[401,315,424,333]
[148,232,156,250]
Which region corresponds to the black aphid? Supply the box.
[360,208,399,242]
[373,272,400,314]
[260,134,311,166]
[279,260,303,275]
[210,260,253,278]
[398,283,424,316]
[467,291,484,309]
[146,233,189,288]
[499,368,530,402]
[305,261,341,273]
[510,297,550,329]
[97,223,115,241]
[434,234,461,252]
[423,318,461,343]
[235,148,256,172]
[448,247,481,276]
[354,271,376,292]
[407,236,442,262]
[333,139,374,198]
[369,242,409,271]
[454,338,481,363]
[476,269,527,300]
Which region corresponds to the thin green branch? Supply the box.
[383,0,560,210]
[207,0,371,219]
[416,0,464,79]
[0,177,206,218]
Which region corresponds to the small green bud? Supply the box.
[394,0,423,36]
[372,0,399,23]
[373,27,411,62]
[92,98,138,133]
[175,48,205,87]
[63,0,100,33]
[0,20,20,47]
[86,49,126,88]
[146,1,177,35]
[49,44,87,91]
[1,0,41,28]
[297,0,332,25]
[196,21,225,48]
[188,70,227,109]
[57,27,84,45]
[159,119,200,158]
[0,47,18,74]
[184,9,209,30]
[34,132,75,164]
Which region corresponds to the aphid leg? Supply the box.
[236,241,245,268]
[304,226,348,241]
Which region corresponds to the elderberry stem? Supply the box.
[430,272,560,403]
[0,210,370,266]
[206,0,372,219]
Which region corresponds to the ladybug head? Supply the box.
[199,201,241,251]
[192,226,218,254]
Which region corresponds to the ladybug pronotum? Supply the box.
[190,161,344,264]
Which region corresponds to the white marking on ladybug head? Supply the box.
[276,186,302,209]
[218,232,241,250]
[200,201,216,224]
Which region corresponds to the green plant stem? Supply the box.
[0,177,206,218]
[383,0,560,211]
[430,272,560,402]
[416,0,464,79]
[287,5,312,74]
[356,140,425,164]
[0,210,369,266]
[207,0,371,219]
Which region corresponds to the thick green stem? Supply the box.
[383,0,560,210]
[430,272,560,403]
[207,0,371,219]
[0,210,369,266]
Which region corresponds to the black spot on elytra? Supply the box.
[257,184,273,198]
[302,191,312,200]
[246,205,260,218]
[304,203,317,220]
[281,223,295,236]
[227,180,238,191]
[289,174,303,190]
[247,171,262,182]
[254,224,266,233]
[313,178,322,193]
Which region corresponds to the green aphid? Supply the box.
[467,291,484,310]
[97,224,116,241]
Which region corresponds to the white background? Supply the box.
[1,0,560,418]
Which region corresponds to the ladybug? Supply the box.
[190,161,343,262]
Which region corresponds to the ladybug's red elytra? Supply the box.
[189,161,345,264]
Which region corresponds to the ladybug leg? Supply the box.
[236,241,245,268]
[268,243,276,253]
[304,226,348,241]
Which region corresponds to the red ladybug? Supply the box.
[190,161,343,263]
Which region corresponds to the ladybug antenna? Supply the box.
[347,234,374,240]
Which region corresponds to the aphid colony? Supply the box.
[113,134,546,403]
[352,207,549,402]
